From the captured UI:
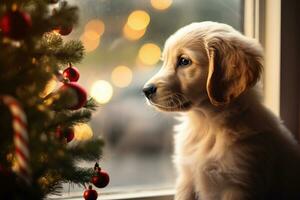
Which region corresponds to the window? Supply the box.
[56,0,245,198]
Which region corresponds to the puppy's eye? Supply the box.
[177,57,192,67]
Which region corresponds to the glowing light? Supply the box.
[90,80,113,104]
[84,30,100,40]
[127,10,150,31]
[150,0,173,10]
[111,65,133,88]
[74,123,93,141]
[138,43,161,65]
[40,78,57,98]
[123,23,146,40]
[85,19,105,36]
[80,31,100,52]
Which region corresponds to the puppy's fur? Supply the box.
[144,22,300,200]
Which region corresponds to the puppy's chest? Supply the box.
[175,125,225,161]
[174,122,231,182]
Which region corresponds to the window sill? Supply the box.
[49,188,174,200]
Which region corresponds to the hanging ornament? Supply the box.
[83,185,98,200]
[58,82,87,110]
[48,0,59,3]
[54,70,67,83]
[56,127,74,143]
[55,25,73,36]
[0,95,31,184]
[0,8,32,40]
[63,63,80,82]
[91,163,110,188]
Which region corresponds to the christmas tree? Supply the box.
[0,0,106,199]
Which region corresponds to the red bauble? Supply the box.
[0,9,32,40]
[56,127,74,143]
[63,66,80,82]
[59,83,87,110]
[83,185,98,200]
[49,0,59,3]
[91,169,110,188]
[56,25,73,36]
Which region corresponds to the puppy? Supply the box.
[143,21,300,200]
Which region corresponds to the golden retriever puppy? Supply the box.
[143,21,300,200]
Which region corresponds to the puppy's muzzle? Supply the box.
[143,84,157,99]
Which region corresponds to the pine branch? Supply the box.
[84,98,99,111]
[68,139,104,161]
[63,167,94,184]
[50,109,92,130]
[55,40,84,64]
[0,0,104,198]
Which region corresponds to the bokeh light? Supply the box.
[150,0,173,10]
[123,23,146,41]
[74,123,93,141]
[84,30,100,40]
[138,43,161,65]
[111,65,133,88]
[85,19,105,36]
[127,10,150,31]
[90,80,113,104]
[80,31,100,52]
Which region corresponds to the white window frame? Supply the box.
[245,0,281,116]
[53,1,282,199]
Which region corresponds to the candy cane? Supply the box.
[1,95,31,184]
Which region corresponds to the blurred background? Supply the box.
[62,0,244,193]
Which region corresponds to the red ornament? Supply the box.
[59,83,87,110]
[83,185,98,200]
[49,0,59,3]
[0,9,32,40]
[56,127,74,143]
[91,169,110,188]
[56,25,73,36]
[63,65,80,82]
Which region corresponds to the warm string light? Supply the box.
[150,0,173,10]
[123,23,146,41]
[111,65,133,88]
[90,80,113,104]
[123,10,150,41]
[74,123,93,141]
[138,43,161,65]
[80,32,101,52]
[127,10,150,31]
[80,19,105,53]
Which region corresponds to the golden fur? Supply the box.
[144,22,300,199]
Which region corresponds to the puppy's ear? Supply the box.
[206,36,263,106]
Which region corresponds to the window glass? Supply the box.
[65,0,244,193]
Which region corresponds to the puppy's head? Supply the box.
[143,21,263,112]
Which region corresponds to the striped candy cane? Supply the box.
[1,95,31,184]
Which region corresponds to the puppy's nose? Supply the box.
[143,84,157,99]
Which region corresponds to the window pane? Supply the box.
[65,0,244,193]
